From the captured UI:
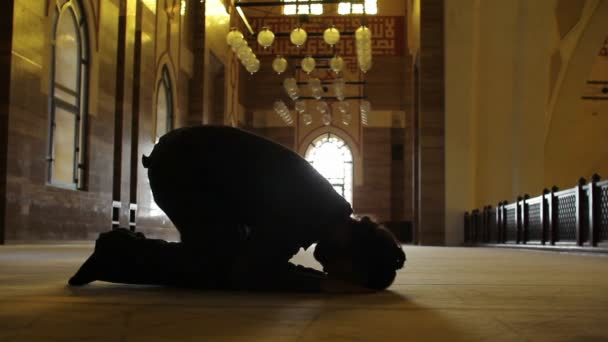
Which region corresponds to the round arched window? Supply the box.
[48,0,89,190]
[305,133,353,205]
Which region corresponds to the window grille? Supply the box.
[283,0,323,15]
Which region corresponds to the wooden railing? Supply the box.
[465,174,608,251]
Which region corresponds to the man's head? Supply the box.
[314,216,406,290]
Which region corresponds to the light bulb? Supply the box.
[337,101,350,114]
[283,78,299,100]
[355,26,371,41]
[257,27,275,49]
[241,51,255,65]
[290,27,308,47]
[342,112,351,125]
[359,59,373,73]
[303,113,313,126]
[272,56,288,74]
[356,26,373,73]
[330,56,344,74]
[322,113,332,126]
[301,56,316,74]
[323,26,341,46]
[316,101,329,115]
[309,78,323,100]
[334,78,346,101]
[237,45,252,61]
[295,101,306,114]
[231,37,246,51]
[246,58,260,74]
[226,28,244,46]
[360,100,371,126]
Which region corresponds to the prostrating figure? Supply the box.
[69,126,406,292]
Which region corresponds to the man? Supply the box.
[69,126,405,292]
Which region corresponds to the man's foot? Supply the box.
[68,252,102,286]
[69,228,140,286]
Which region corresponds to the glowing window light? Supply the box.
[310,4,323,15]
[284,0,297,15]
[283,0,323,15]
[297,4,310,14]
[365,0,378,14]
[351,3,364,14]
[206,0,228,16]
[365,6,378,14]
[142,0,156,14]
[284,5,297,15]
[180,0,186,16]
[338,1,377,15]
[338,2,351,15]
[305,133,354,205]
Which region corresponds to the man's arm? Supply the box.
[229,261,325,292]
[229,260,372,293]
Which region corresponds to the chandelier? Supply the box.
[231,0,376,127]
[225,24,373,75]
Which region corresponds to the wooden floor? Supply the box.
[1,244,607,341]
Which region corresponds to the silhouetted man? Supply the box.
[70,126,405,291]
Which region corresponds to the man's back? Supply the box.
[145,126,353,260]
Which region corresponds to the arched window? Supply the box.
[48,0,89,189]
[305,133,353,205]
[155,66,174,142]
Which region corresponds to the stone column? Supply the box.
[0,0,14,243]
[188,0,205,126]
[112,0,138,229]
[418,0,446,245]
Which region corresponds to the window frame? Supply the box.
[337,1,378,15]
[282,0,324,16]
[305,132,354,205]
[47,0,89,190]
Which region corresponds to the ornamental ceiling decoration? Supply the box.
[247,16,404,74]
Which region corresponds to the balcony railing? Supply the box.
[464,174,608,252]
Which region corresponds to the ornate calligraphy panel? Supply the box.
[247,16,405,58]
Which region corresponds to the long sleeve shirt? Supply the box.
[144,126,353,291]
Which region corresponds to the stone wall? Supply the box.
[1,0,198,242]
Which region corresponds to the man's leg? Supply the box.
[69,228,222,288]
[147,157,245,259]
[143,132,244,265]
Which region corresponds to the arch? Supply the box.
[298,126,363,186]
[154,65,175,142]
[49,0,98,52]
[155,51,178,85]
[304,132,355,205]
[544,0,608,187]
[47,0,90,190]
[545,1,608,134]
[152,53,178,142]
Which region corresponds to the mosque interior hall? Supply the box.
[1,0,608,340]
